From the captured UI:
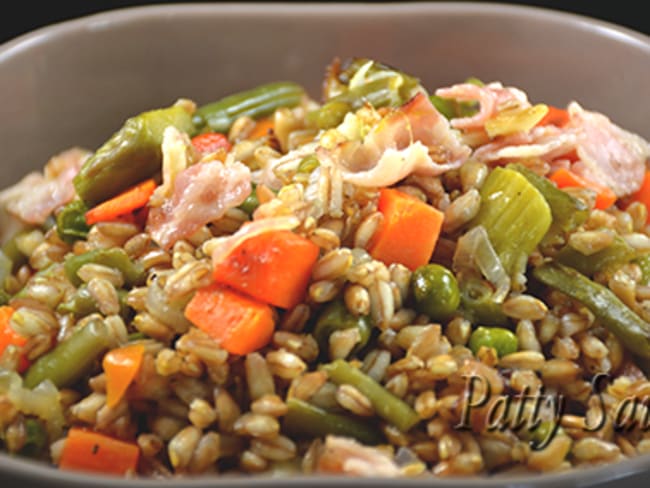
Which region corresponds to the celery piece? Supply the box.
[510,164,588,237]
[471,167,552,278]
[323,359,420,432]
[556,237,637,277]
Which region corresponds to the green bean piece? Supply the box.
[510,164,588,239]
[555,237,637,277]
[471,167,552,278]
[74,103,195,206]
[63,247,145,287]
[411,264,460,321]
[533,262,650,359]
[23,318,112,389]
[459,275,509,326]
[55,200,90,244]
[283,398,382,445]
[469,326,518,358]
[313,300,372,358]
[57,285,129,318]
[19,418,47,458]
[0,289,9,306]
[237,184,259,216]
[323,359,420,432]
[194,81,305,134]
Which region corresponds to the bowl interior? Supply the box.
[0,2,650,487]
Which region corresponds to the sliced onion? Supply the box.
[453,225,510,303]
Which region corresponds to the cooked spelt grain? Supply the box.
[572,437,621,462]
[551,336,580,360]
[250,394,288,418]
[309,279,342,303]
[335,384,374,416]
[414,390,437,420]
[266,349,308,380]
[526,435,572,472]
[442,189,481,233]
[499,351,545,370]
[567,229,615,255]
[312,248,353,281]
[329,328,361,360]
[516,319,542,352]
[87,277,120,316]
[250,435,297,462]
[240,449,269,473]
[233,413,280,439]
[272,331,319,362]
[278,303,311,333]
[168,425,201,470]
[502,295,548,321]
[344,284,371,316]
[245,353,275,400]
[188,398,218,429]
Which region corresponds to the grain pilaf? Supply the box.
[1,57,650,478]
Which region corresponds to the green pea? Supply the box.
[237,184,259,216]
[313,300,371,358]
[468,326,518,358]
[410,264,460,321]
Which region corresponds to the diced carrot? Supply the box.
[549,168,617,210]
[0,305,29,373]
[248,116,275,140]
[367,188,444,271]
[191,132,232,155]
[59,428,140,475]
[536,105,570,128]
[85,179,157,225]
[212,230,320,309]
[628,170,650,224]
[102,344,145,408]
[184,283,275,355]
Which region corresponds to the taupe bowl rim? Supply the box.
[0,2,649,487]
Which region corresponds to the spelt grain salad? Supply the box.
[1,56,650,479]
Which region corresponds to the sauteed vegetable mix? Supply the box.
[1,58,650,478]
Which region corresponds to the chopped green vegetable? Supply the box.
[56,200,90,244]
[194,81,305,133]
[323,359,420,432]
[57,285,129,318]
[297,154,320,174]
[411,264,460,322]
[533,262,650,359]
[510,164,588,240]
[310,58,423,129]
[459,275,509,326]
[555,236,637,277]
[74,102,195,206]
[237,184,260,216]
[19,418,47,458]
[313,300,372,358]
[469,326,518,358]
[283,398,382,445]
[23,318,113,389]
[471,167,552,278]
[63,248,145,287]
